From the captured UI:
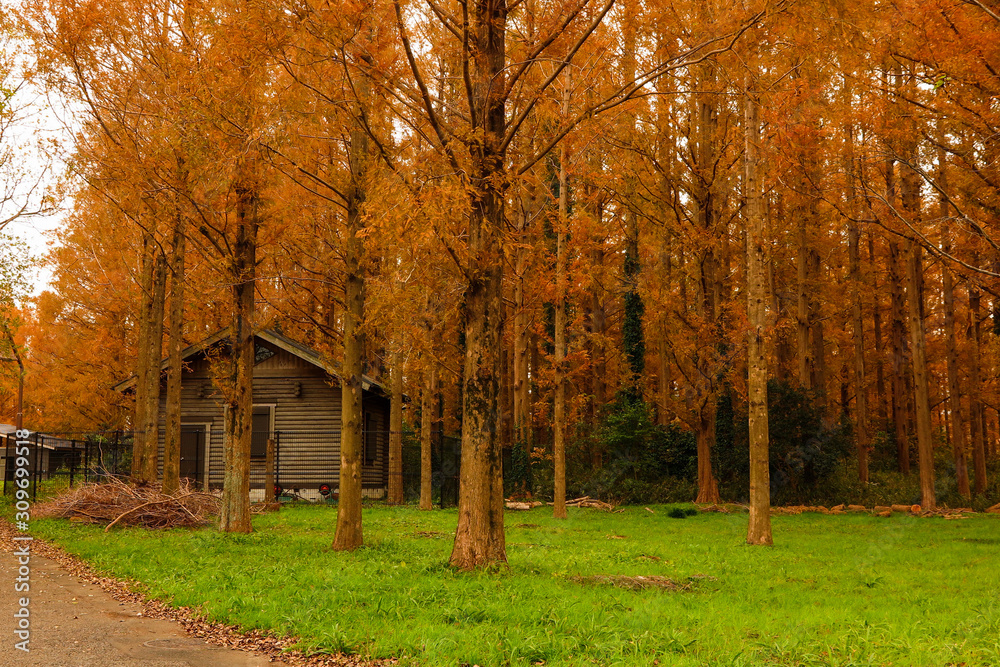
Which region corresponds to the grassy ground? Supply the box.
[24,503,1000,666]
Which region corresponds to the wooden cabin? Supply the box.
[116,329,391,500]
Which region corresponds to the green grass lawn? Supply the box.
[27,504,1000,666]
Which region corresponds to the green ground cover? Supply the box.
[27,504,1000,666]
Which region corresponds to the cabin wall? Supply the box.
[157,343,390,497]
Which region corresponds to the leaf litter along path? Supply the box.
[0,546,282,667]
[0,522,395,667]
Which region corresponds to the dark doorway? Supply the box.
[179,427,204,487]
[251,406,271,458]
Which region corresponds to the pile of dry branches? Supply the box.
[565,496,616,511]
[504,496,618,511]
[36,478,221,530]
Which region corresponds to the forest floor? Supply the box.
[16,503,1000,666]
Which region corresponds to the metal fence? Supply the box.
[1,431,134,500]
[1,429,462,506]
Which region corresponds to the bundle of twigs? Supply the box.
[565,496,617,511]
[35,477,221,530]
[504,496,618,511]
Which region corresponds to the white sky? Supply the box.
[2,38,74,297]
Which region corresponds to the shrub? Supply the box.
[715,381,852,505]
[566,392,696,502]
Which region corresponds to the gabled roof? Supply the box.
[112,328,386,396]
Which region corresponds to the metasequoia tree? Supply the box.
[552,75,571,520]
[744,87,771,545]
[331,67,371,549]
[389,0,765,567]
[269,0,403,547]
[938,152,970,498]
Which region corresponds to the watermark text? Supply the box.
[11,428,32,652]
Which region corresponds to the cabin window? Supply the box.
[251,406,272,458]
[363,411,378,466]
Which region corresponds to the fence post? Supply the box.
[2,434,8,495]
[70,439,76,488]
[274,431,281,494]
[383,430,390,494]
[265,437,275,504]
[113,430,121,480]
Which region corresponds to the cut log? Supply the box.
[505,500,543,510]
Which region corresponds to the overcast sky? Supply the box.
[2,40,74,297]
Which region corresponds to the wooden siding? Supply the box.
[156,336,390,492]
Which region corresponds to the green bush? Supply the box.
[566,392,696,503]
[554,380,1000,508]
[715,381,853,505]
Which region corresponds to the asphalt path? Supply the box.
[0,547,285,667]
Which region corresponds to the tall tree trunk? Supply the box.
[387,347,404,505]
[162,212,186,495]
[989,408,997,460]
[530,330,542,458]
[553,79,570,519]
[620,0,644,392]
[131,235,155,482]
[449,0,508,569]
[695,400,719,503]
[906,239,935,509]
[796,217,812,390]
[770,254,793,380]
[500,310,513,461]
[889,240,910,474]
[512,213,533,492]
[512,238,530,448]
[808,246,827,408]
[333,106,369,550]
[552,234,567,518]
[844,98,868,482]
[139,249,167,485]
[868,235,889,427]
[940,179,970,497]
[745,93,771,545]
[693,58,720,505]
[849,224,869,483]
[969,282,988,494]
[420,365,435,510]
[657,328,671,426]
[219,179,258,533]
[588,213,607,466]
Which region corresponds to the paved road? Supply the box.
[0,547,284,666]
